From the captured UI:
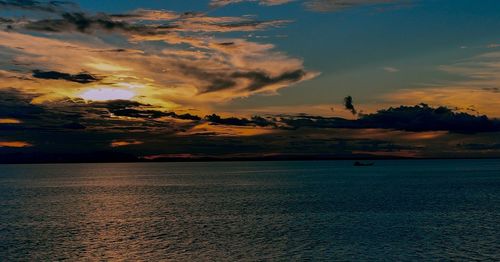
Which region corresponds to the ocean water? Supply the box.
[0,160,499,261]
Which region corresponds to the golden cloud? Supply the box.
[0,141,33,148]
[110,140,144,148]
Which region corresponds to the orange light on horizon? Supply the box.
[0,141,33,148]
[0,118,22,124]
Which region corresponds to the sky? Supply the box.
[0,0,499,161]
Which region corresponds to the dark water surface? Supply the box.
[1,160,499,261]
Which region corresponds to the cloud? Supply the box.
[0,118,22,124]
[0,89,191,134]
[203,104,500,134]
[209,0,403,12]
[205,114,275,127]
[1,1,498,161]
[457,143,500,151]
[384,51,500,118]
[343,96,357,115]
[0,0,75,13]
[182,122,275,136]
[20,11,289,34]
[210,0,294,8]
[383,67,399,73]
[0,88,47,120]
[304,0,400,12]
[111,140,143,147]
[24,12,154,34]
[358,104,499,134]
[61,122,86,129]
[1,6,315,106]
[32,70,100,83]
[195,69,308,94]
[232,70,307,92]
[0,88,498,159]
[0,141,32,148]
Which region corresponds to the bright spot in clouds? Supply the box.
[80,88,136,101]
[85,62,131,72]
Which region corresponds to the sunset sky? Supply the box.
[1,0,499,161]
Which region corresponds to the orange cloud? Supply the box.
[0,20,317,111]
[182,122,276,136]
[0,118,22,124]
[111,140,144,147]
[0,141,33,148]
[384,88,500,118]
[345,129,447,141]
[381,51,500,118]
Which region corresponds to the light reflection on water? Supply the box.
[1,160,499,260]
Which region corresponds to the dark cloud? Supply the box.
[61,122,86,129]
[358,104,499,133]
[207,104,500,134]
[173,113,202,121]
[0,17,14,23]
[278,115,354,130]
[32,70,100,84]
[0,92,192,134]
[482,87,499,93]
[20,10,287,35]
[232,70,307,92]
[2,88,497,135]
[110,108,169,119]
[0,88,46,120]
[343,96,357,115]
[1,89,499,161]
[24,12,154,34]
[0,0,74,13]
[195,69,308,94]
[203,78,237,93]
[204,114,270,127]
[104,101,201,121]
[457,143,500,151]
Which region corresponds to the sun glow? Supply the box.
[85,62,131,72]
[80,88,136,101]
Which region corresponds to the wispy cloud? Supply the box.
[383,51,500,117]
[304,0,400,12]
[209,0,404,12]
[210,0,294,8]
[111,140,144,147]
[383,66,399,73]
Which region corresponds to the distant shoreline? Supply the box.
[0,156,498,165]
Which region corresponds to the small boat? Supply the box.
[354,161,374,166]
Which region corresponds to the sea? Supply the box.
[0,160,499,261]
